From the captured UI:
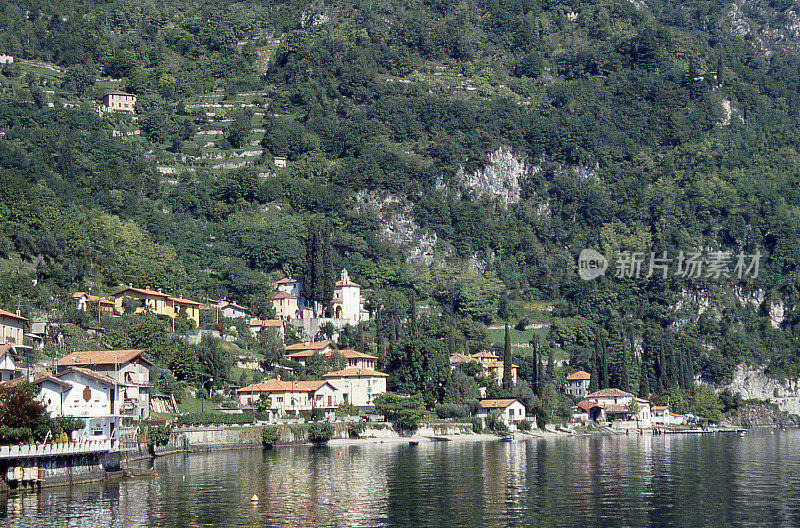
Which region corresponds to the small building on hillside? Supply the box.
[219,301,248,319]
[477,398,527,428]
[0,345,20,382]
[271,291,301,320]
[100,92,136,114]
[248,319,285,342]
[236,378,338,416]
[323,367,387,410]
[112,285,200,327]
[284,341,334,365]
[72,292,115,314]
[55,349,154,421]
[578,388,652,424]
[332,269,370,323]
[0,54,13,64]
[469,351,518,385]
[565,370,591,398]
[0,308,26,347]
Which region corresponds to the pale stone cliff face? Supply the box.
[457,146,527,204]
[715,364,800,415]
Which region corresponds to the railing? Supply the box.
[0,440,112,459]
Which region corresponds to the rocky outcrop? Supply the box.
[456,146,528,204]
[722,402,800,427]
[715,364,800,415]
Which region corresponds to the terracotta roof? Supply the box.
[603,404,630,414]
[669,412,683,417]
[0,309,27,322]
[324,367,388,378]
[113,285,170,298]
[72,292,114,305]
[471,351,499,360]
[587,388,634,399]
[237,379,333,393]
[276,277,300,284]
[576,400,599,412]
[168,296,201,306]
[271,291,298,300]
[55,349,154,367]
[285,341,331,353]
[335,280,361,287]
[653,405,669,411]
[104,91,135,97]
[449,353,473,363]
[566,370,591,381]
[479,398,519,409]
[338,349,378,360]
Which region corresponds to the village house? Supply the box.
[72,292,115,314]
[273,156,287,168]
[219,301,248,319]
[469,351,518,385]
[284,341,335,365]
[55,349,153,421]
[477,398,527,428]
[4,367,123,441]
[0,54,13,64]
[578,388,652,424]
[271,291,301,320]
[0,308,26,346]
[652,405,685,426]
[99,91,136,114]
[565,370,591,398]
[0,345,20,382]
[248,319,285,343]
[112,284,201,327]
[323,367,387,410]
[236,378,338,417]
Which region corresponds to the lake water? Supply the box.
[2,429,800,527]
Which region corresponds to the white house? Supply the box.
[0,345,20,382]
[582,388,652,424]
[72,292,115,314]
[5,367,124,441]
[236,378,338,416]
[477,398,527,427]
[0,54,13,64]
[219,301,248,319]
[323,367,387,409]
[332,269,369,322]
[100,92,136,114]
[55,349,154,421]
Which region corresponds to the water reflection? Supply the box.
[3,430,800,528]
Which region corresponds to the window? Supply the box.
[277,397,283,403]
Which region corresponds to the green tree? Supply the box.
[502,322,513,390]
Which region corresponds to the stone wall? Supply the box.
[0,451,120,492]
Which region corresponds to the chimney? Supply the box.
[15,309,21,317]
[275,374,281,381]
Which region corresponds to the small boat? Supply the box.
[738,430,746,437]
[500,434,514,442]
[408,440,419,446]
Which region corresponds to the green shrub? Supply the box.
[261,425,280,447]
[487,410,508,433]
[471,417,483,434]
[146,425,172,449]
[177,412,270,426]
[435,403,470,419]
[308,422,334,444]
[517,420,532,431]
[347,421,366,438]
[530,406,548,430]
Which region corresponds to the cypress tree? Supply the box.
[621,345,630,393]
[639,355,650,399]
[321,227,334,315]
[502,322,513,390]
[601,338,609,389]
[531,335,540,396]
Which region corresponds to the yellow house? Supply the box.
[112,285,200,327]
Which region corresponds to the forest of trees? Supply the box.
[1,0,800,419]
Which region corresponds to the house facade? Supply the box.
[323,367,387,409]
[469,351,518,385]
[236,378,338,416]
[477,398,527,427]
[565,370,591,398]
[100,92,136,113]
[581,388,652,424]
[271,270,370,324]
[55,349,153,421]
[0,345,19,382]
[0,308,26,346]
[72,292,115,314]
[112,285,200,327]
[271,291,301,320]
[332,269,370,323]
[219,302,248,319]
